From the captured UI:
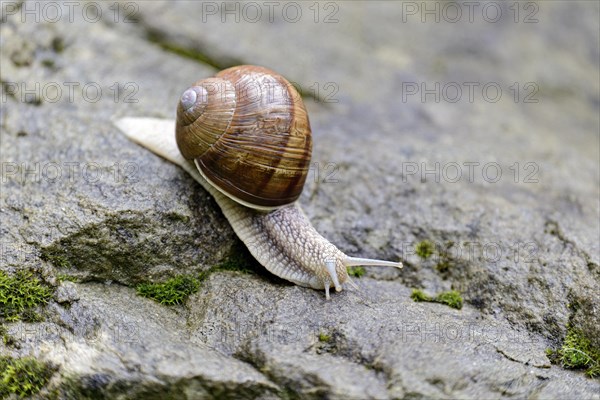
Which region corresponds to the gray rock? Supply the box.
[1,1,598,398]
[54,281,80,303]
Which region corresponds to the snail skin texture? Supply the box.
[115,65,401,299]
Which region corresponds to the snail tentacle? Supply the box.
[344,257,403,269]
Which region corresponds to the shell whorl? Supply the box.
[175,77,236,160]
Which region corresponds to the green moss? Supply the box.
[0,325,13,346]
[0,270,53,322]
[435,260,452,273]
[411,289,463,310]
[41,59,55,68]
[2,334,16,347]
[136,243,256,306]
[318,332,331,342]
[0,356,55,398]
[347,266,365,278]
[435,290,463,309]
[165,212,190,224]
[410,289,432,302]
[547,326,600,378]
[51,37,65,53]
[56,274,78,283]
[415,241,434,259]
[136,275,200,306]
[587,364,600,378]
[42,253,71,269]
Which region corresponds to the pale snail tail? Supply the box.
[114,118,181,166]
[343,257,403,269]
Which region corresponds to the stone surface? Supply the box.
[1,0,599,398]
[53,281,79,303]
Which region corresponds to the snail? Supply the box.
[115,65,401,299]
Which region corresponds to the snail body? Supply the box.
[116,65,401,299]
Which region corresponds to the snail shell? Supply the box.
[115,65,402,299]
[175,65,312,209]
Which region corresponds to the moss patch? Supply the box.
[0,270,53,322]
[56,274,78,283]
[346,266,365,278]
[136,244,256,306]
[414,240,457,276]
[0,356,55,398]
[44,255,71,269]
[435,259,452,273]
[411,289,463,310]
[315,330,338,355]
[410,289,430,302]
[547,326,600,378]
[137,275,200,306]
[415,241,434,259]
[0,325,15,346]
[318,332,331,342]
[435,290,463,309]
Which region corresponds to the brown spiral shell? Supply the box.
[175,65,312,209]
